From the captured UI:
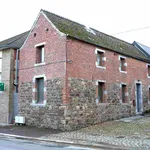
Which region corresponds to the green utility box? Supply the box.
[0,82,5,91]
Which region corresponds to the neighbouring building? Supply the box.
[18,9,150,130]
[0,31,29,124]
[133,41,150,58]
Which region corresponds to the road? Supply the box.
[0,137,96,150]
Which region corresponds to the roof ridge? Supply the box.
[42,9,134,47]
[42,9,92,30]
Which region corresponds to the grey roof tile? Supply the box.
[42,9,150,62]
[0,31,29,50]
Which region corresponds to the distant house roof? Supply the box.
[133,41,150,58]
[42,9,150,62]
[0,31,29,50]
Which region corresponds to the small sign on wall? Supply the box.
[0,82,5,91]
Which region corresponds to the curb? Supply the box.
[0,133,127,150]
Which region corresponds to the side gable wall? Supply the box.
[19,13,67,129]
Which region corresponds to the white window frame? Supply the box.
[96,80,107,104]
[146,64,150,78]
[95,48,106,69]
[31,74,47,106]
[120,83,128,103]
[34,42,46,66]
[34,42,46,48]
[119,55,127,73]
[135,81,143,114]
[148,86,150,104]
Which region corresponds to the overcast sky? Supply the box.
[0,0,150,46]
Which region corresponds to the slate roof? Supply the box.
[42,9,150,62]
[133,41,150,58]
[0,31,29,50]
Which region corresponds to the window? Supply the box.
[121,84,127,103]
[97,51,104,66]
[95,48,106,68]
[32,75,47,106]
[36,77,44,103]
[149,87,150,102]
[96,81,106,103]
[119,56,127,72]
[147,64,150,77]
[36,45,44,64]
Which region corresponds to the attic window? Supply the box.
[35,42,46,65]
[36,46,44,64]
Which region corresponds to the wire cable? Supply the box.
[111,26,150,35]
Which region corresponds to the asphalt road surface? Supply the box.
[0,137,95,150]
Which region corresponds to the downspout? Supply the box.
[15,49,19,93]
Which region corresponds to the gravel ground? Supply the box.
[1,116,150,148]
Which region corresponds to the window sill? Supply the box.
[96,65,106,69]
[31,100,47,107]
[30,103,46,107]
[119,70,127,74]
[34,62,45,67]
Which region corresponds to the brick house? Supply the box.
[0,31,29,124]
[19,9,150,130]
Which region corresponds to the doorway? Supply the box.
[135,83,143,114]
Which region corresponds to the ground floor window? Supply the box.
[96,81,105,103]
[32,75,47,105]
[36,77,44,103]
[121,84,127,103]
[148,86,150,102]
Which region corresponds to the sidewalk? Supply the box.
[1,116,150,149]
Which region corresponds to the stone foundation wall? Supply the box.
[19,78,65,129]
[18,77,150,131]
[64,78,149,130]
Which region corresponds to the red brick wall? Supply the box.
[66,38,150,103]
[19,13,67,83]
